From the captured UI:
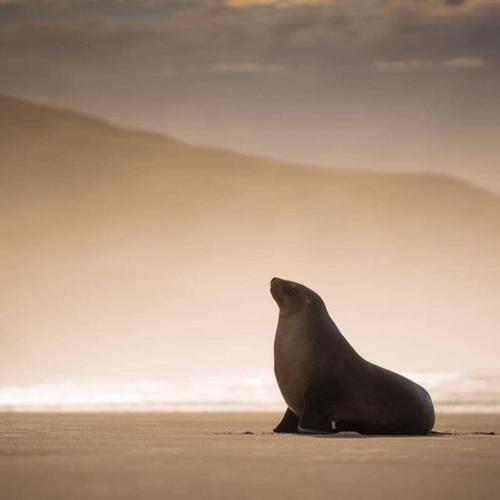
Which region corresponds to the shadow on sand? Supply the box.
[214,430,496,438]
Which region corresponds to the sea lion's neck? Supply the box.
[277,306,359,359]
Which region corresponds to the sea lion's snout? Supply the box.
[270,277,286,295]
[270,278,301,311]
[270,277,283,303]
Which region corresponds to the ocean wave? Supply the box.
[0,371,498,412]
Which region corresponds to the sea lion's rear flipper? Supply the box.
[273,408,299,433]
[298,384,335,434]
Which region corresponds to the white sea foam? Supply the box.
[0,371,498,412]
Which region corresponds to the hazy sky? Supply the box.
[1,0,499,189]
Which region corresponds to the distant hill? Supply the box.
[1,94,499,385]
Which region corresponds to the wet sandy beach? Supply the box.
[0,412,498,500]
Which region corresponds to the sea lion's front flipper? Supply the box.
[273,408,299,433]
[298,385,335,434]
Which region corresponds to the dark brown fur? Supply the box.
[271,277,435,435]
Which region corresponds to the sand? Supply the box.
[0,413,498,500]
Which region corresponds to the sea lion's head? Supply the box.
[270,277,324,316]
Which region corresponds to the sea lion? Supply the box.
[270,277,435,435]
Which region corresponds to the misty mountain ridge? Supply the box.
[2,93,498,195]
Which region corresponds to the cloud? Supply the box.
[445,56,487,68]
[372,57,488,72]
[0,0,498,104]
[1,1,499,71]
[443,0,468,6]
[0,0,198,21]
[225,0,328,6]
[0,0,499,127]
[212,61,287,73]
[371,60,431,72]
